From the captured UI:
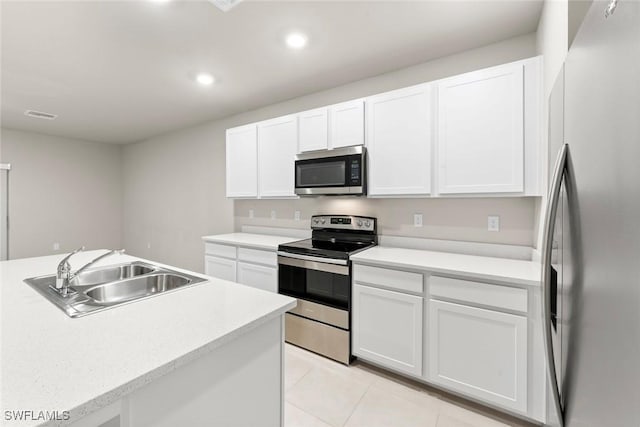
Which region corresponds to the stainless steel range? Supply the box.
[277,215,377,364]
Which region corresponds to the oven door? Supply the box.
[277,254,350,310]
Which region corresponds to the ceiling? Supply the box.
[1,0,543,144]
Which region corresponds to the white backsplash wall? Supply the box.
[235,197,538,247]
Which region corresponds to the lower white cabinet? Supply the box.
[237,262,278,293]
[428,299,528,413]
[205,255,237,282]
[352,284,423,376]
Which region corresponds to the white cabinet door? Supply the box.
[226,124,258,198]
[257,115,298,198]
[329,99,364,149]
[429,299,527,413]
[205,255,237,282]
[237,262,278,293]
[353,284,423,376]
[298,108,328,153]
[437,63,524,194]
[366,84,432,196]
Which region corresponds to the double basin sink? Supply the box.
[24,261,207,317]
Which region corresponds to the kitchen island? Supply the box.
[0,251,296,427]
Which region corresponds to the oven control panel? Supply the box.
[311,215,376,232]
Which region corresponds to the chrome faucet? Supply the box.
[53,247,125,297]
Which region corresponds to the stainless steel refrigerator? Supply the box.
[541,1,640,426]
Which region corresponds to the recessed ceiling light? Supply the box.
[196,73,215,86]
[285,32,308,50]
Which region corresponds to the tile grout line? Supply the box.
[285,399,332,427]
[339,382,373,427]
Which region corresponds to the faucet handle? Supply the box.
[58,246,85,269]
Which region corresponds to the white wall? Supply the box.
[235,198,536,247]
[122,32,540,272]
[0,128,122,259]
[121,122,233,272]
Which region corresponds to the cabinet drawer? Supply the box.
[430,276,527,313]
[204,242,237,260]
[353,264,423,294]
[237,247,277,267]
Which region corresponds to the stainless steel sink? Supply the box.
[24,261,207,317]
[85,274,191,304]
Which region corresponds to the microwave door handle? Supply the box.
[541,143,568,427]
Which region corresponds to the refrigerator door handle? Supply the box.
[542,143,569,427]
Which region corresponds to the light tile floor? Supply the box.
[284,344,538,427]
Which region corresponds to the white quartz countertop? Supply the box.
[202,233,299,251]
[0,251,296,427]
[351,246,541,287]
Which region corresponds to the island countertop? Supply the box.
[0,251,296,427]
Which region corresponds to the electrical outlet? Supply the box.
[414,213,423,227]
[53,242,60,251]
[249,209,254,219]
[294,210,301,221]
[147,242,151,249]
[488,215,500,232]
[271,210,277,220]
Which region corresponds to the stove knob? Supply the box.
[313,218,319,225]
[357,220,363,227]
[321,218,326,224]
[364,220,371,228]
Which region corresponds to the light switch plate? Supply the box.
[53,242,60,251]
[294,210,301,221]
[249,209,254,219]
[488,215,500,232]
[414,213,423,227]
[271,210,277,220]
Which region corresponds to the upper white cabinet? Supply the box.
[366,84,432,196]
[297,100,365,153]
[226,125,258,198]
[225,56,541,199]
[329,99,365,149]
[298,107,328,153]
[257,115,298,198]
[436,63,526,194]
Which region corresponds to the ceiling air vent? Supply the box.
[208,0,243,12]
[24,110,57,120]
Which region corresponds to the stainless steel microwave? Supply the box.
[294,146,366,196]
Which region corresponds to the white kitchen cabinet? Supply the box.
[205,255,237,282]
[329,99,364,149]
[429,299,527,413]
[298,107,328,153]
[366,84,432,196]
[257,115,298,198]
[225,124,258,198]
[352,283,423,376]
[237,262,278,293]
[437,63,525,194]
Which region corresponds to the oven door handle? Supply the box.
[277,253,349,275]
[277,251,348,266]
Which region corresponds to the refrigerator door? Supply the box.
[551,1,640,426]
